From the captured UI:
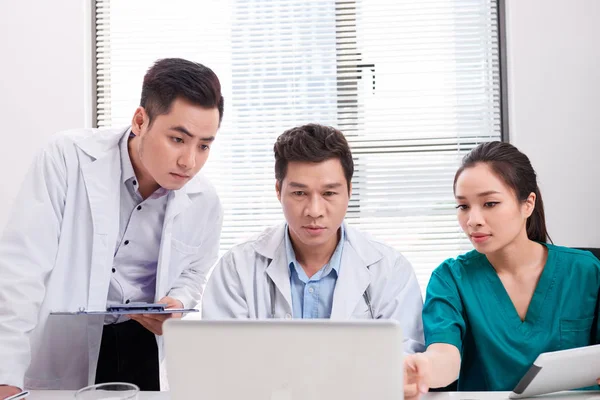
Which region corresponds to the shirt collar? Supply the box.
[285,224,345,280]
[119,128,169,199]
[119,129,136,185]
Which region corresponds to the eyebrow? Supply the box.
[455,190,501,200]
[288,182,308,189]
[170,126,215,142]
[288,182,343,189]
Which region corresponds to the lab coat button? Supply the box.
[285,313,292,319]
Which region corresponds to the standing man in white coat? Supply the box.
[202,123,424,354]
[0,58,224,398]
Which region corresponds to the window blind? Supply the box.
[95,0,502,293]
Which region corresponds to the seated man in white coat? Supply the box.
[0,58,224,397]
[202,123,424,354]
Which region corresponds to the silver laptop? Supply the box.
[163,319,404,400]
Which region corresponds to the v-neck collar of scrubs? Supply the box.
[483,243,558,335]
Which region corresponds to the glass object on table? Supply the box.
[74,383,139,400]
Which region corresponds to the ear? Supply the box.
[523,192,536,218]
[275,180,282,202]
[348,182,353,198]
[131,107,148,136]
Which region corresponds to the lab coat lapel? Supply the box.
[155,189,192,298]
[81,148,121,310]
[330,241,372,319]
[257,225,293,316]
[265,243,293,315]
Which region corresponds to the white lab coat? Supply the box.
[0,127,223,390]
[202,223,425,353]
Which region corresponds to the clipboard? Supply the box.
[51,302,199,316]
[509,343,600,398]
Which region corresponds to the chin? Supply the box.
[158,182,183,191]
[300,232,335,246]
[472,242,502,255]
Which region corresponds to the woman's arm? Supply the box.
[404,343,461,399]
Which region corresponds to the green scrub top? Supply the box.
[423,243,600,391]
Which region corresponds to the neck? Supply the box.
[485,230,546,276]
[128,136,159,200]
[292,228,341,277]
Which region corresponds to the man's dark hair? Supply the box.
[274,124,354,192]
[140,58,224,127]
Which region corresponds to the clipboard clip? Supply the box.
[106,302,168,313]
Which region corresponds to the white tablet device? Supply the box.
[509,344,600,398]
[163,319,404,400]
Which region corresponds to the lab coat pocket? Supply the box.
[169,238,202,281]
[559,317,594,349]
[351,299,373,319]
[171,238,202,255]
[26,314,89,388]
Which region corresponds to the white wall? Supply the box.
[505,0,600,247]
[0,0,91,230]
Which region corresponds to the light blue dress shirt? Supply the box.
[285,225,345,319]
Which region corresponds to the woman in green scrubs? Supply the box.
[404,141,600,398]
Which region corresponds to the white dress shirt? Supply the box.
[105,130,169,324]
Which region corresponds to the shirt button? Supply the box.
[137,205,142,211]
[124,240,129,245]
[133,180,137,186]
[285,313,292,319]
[111,268,116,273]
[125,299,130,304]
[308,287,314,293]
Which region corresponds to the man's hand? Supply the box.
[404,353,432,400]
[128,296,184,335]
[0,385,21,400]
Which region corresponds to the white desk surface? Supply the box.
[27,390,600,400]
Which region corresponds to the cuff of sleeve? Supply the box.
[403,338,426,354]
[166,289,195,309]
[425,335,462,352]
[0,374,25,391]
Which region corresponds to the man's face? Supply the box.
[131,97,220,190]
[277,158,351,251]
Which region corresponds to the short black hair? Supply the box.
[140,58,224,127]
[274,124,354,192]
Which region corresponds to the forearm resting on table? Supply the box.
[424,343,461,388]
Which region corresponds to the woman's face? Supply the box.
[454,162,535,254]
